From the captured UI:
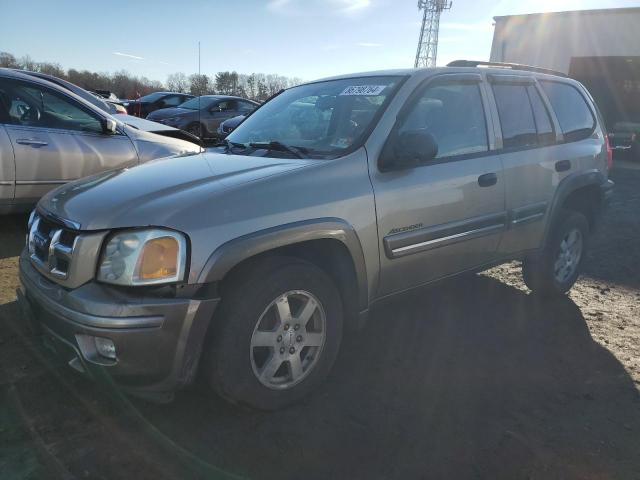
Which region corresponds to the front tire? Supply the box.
[205,257,343,410]
[522,210,589,296]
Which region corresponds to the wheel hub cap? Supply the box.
[250,290,326,390]
[553,228,583,283]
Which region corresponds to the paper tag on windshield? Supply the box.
[339,85,387,96]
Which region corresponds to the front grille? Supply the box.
[28,215,79,280]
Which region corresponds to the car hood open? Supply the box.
[38,151,314,231]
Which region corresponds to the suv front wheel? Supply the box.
[205,257,343,410]
[522,210,589,296]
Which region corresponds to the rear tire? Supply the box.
[205,257,343,410]
[522,210,589,296]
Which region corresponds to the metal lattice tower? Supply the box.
[414,0,452,68]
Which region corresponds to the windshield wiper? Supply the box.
[248,141,307,159]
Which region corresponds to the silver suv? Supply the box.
[18,63,614,409]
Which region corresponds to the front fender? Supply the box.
[196,218,369,312]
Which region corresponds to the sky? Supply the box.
[1,0,638,82]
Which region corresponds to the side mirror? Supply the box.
[102,118,117,135]
[380,129,438,171]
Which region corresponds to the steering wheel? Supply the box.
[20,106,40,124]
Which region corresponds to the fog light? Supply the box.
[94,337,116,360]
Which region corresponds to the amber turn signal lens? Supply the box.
[136,236,179,280]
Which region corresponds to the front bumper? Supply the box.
[18,251,219,398]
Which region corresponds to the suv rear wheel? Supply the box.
[522,210,589,296]
[205,257,343,410]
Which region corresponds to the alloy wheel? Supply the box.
[250,290,326,390]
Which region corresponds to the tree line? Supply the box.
[0,51,302,102]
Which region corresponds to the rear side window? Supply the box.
[398,82,488,158]
[162,95,186,107]
[527,86,555,145]
[492,84,537,149]
[540,81,595,142]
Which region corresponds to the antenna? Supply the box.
[414,0,452,68]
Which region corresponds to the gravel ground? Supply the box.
[1,164,639,480]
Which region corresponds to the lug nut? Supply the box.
[294,324,300,330]
[277,335,282,342]
[280,347,285,354]
[284,324,290,330]
[289,347,296,354]
[296,335,302,342]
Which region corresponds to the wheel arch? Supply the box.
[543,169,606,245]
[197,218,369,322]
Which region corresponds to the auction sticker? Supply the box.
[340,85,387,96]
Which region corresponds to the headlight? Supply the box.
[97,229,187,286]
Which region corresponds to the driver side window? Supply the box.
[398,82,489,159]
[1,79,103,134]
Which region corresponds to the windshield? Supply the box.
[226,76,403,158]
[138,92,166,102]
[178,96,216,110]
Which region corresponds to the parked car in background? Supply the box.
[0,68,201,213]
[608,121,640,161]
[217,114,246,138]
[10,70,199,143]
[18,63,613,410]
[123,92,194,118]
[147,95,259,139]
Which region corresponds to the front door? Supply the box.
[0,78,138,204]
[205,100,239,134]
[370,75,506,296]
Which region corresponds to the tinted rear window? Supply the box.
[528,86,555,145]
[540,81,595,142]
[492,84,537,149]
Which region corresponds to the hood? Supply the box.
[38,151,314,231]
[147,107,193,120]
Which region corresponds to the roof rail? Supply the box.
[447,60,568,78]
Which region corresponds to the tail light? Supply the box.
[605,134,613,170]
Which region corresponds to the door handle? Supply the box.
[16,139,48,148]
[478,172,498,187]
[555,160,571,172]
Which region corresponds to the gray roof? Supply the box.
[494,7,640,21]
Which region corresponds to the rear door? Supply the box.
[370,74,507,296]
[492,75,599,255]
[487,75,560,254]
[0,78,138,204]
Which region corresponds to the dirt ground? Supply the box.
[1,163,639,480]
